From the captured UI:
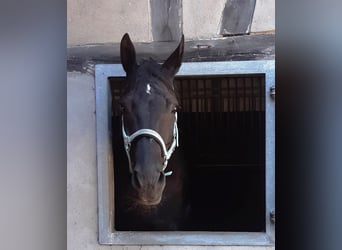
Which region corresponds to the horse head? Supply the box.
[119,33,184,206]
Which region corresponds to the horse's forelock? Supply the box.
[130,59,177,103]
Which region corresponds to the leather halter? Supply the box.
[121,113,179,176]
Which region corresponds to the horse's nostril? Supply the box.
[158,172,165,183]
[132,171,142,189]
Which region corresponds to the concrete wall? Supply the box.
[183,0,226,40]
[67,0,275,46]
[67,71,274,249]
[67,0,151,45]
[251,0,275,32]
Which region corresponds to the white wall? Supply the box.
[67,0,151,45]
[182,0,227,40]
[67,0,275,46]
[251,0,275,32]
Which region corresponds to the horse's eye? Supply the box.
[172,105,181,113]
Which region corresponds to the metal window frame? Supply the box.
[95,60,275,245]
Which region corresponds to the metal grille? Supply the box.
[109,74,265,231]
[174,75,265,169]
[110,78,125,117]
[173,75,265,231]
[174,75,265,113]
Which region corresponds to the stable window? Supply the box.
[95,60,275,245]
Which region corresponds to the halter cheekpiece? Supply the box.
[122,113,179,176]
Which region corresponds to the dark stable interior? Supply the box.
[110,74,265,232]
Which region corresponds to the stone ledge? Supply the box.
[67,34,275,73]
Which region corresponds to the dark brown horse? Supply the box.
[113,33,189,230]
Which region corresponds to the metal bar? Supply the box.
[226,78,231,144]
[195,79,200,154]
[234,78,239,148]
[252,77,256,130]
[243,76,247,132]
[209,79,216,149]
[218,78,224,149]
[235,77,238,112]
[204,79,208,112]
[221,78,228,142]
[188,79,192,112]
[196,79,200,112]
[106,231,273,246]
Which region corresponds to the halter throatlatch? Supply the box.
[122,113,179,176]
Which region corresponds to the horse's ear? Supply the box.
[120,33,137,74]
[162,34,184,77]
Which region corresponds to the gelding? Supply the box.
[113,33,189,230]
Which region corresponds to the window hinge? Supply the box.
[270,85,275,99]
[270,210,275,224]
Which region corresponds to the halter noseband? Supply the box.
[122,113,179,176]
